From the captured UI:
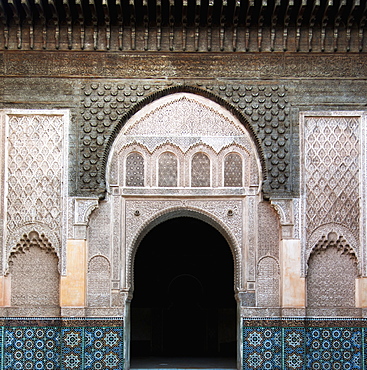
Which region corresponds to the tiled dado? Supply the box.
[0,317,123,370]
[243,318,365,370]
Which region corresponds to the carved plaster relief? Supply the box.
[107,93,262,191]
[8,231,59,314]
[300,112,367,276]
[307,244,358,308]
[0,110,69,275]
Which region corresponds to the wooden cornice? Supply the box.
[0,0,366,51]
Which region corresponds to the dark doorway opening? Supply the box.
[131,216,236,363]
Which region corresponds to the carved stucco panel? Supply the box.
[124,94,246,137]
[124,199,244,290]
[247,196,256,282]
[1,110,69,274]
[112,194,122,282]
[300,112,366,276]
[87,200,112,258]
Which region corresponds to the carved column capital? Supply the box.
[270,198,295,239]
[73,198,99,239]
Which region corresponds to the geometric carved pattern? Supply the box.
[307,244,358,308]
[126,152,144,187]
[6,114,65,234]
[224,153,242,187]
[191,152,210,187]
[2,318,123,370]
[8,231,59,309]
[158,152,178,187]
[87,256,111,307]
[256,257,280,308]
[257,201,280,259]
[304,116,360,241]
[243,320,364,370]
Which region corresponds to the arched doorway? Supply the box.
[130,216,236,363]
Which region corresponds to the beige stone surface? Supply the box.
[280,239,305,308]
[356,278,367,308]
[60,240,87,307]
[0,276,10,306]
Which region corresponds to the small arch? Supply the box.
[256,256,280,307]
[224,152,243,187]
[8,231,60,313]
[158,151,178,187]
[306,223,359,275]
[307,234,358,308]
[128,208,241,293]
[191,152,211,187]
[125,152,145,187]
[87,255,111,307]
[6,223,60,273]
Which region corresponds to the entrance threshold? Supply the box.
[130,357,236,369]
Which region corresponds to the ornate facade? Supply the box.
[1,0,367,369]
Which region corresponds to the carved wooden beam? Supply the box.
[156,0,162,50]
[102,0,110,49]
[347,0,360,51]
[270,0,280,51]
[333,0,346,51]
[48,0,60,49]
[321,0,333,51]
[195,0,201,51]
[63,0,73,49]
[142,0,149,50]
[245,0,254,51]
[308,0,320,51]
[89,0,98,49]
[169,0,174,50]
[0,0,9,48]
[232,0,241,51]
[358,1,367,51]
[115,0,123,50]
[21,0,33,48]
[257,0,267,51]
[35,0,47,48]
[206,0,214,51]
[75,0,85,49]
[283,0,294,51]
[8,0,22,48]
[219,0,228,51]
[296,0,307,51]
[129,0,136,50]
[182,0,188,50]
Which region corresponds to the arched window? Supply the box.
[191,153,210,187]
[158,152,178,187]
[126,152,144,187]
[224,153,242,187]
